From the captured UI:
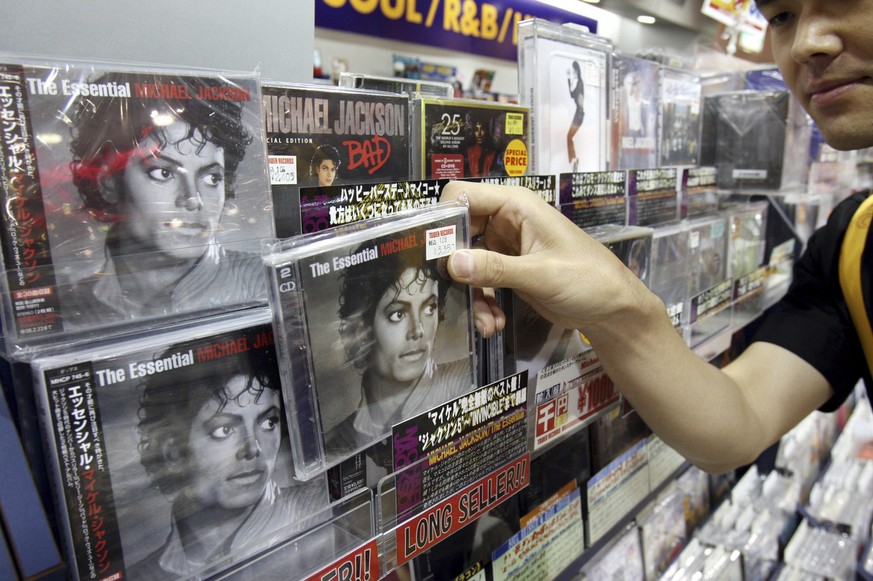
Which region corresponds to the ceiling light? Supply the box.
[637,15,656,24]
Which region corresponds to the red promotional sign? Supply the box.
[395,454,530,564]
[304,540,379,581]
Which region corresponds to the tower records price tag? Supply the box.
[268,155,297,185]
[426,224,457,260]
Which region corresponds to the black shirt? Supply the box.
[753,190,872,411]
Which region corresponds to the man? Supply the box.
[440,0,873,474]
[132,344,328,578]
[308,144,342,187]
[66,72,265,329]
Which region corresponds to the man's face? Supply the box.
[116,119,226,258]
[316,159,337,186]
[474,122,487,145]
[759,0,873,150]
[370,267,440,386]
[185,375,281,510]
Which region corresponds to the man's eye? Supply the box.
[388,310,405,323]
[146,167,174,181]
[210,426,233,440]
[768,11,794,27]
[260,417,278,431]
[202,172,224,187]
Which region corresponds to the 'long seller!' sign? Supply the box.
[395,454,530,564]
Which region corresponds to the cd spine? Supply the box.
[31,364,79,579]
[267,256,325,480]
[411,97,425,180]
[35,361,125,581]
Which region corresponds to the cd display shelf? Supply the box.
[550,369,871,581]
[554,462,692,580]
[547,295,788,580]
[0,280,787,581]
[0,54,848,581]
[689,186,830,362]
[692,279,788,363]
[0,189,800,581]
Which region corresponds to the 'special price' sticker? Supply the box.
[425,224,457,260]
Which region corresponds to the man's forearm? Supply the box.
[583,277,775,473]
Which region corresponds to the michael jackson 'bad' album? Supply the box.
[263,82,412,237]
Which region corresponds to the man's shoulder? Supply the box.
[829,190,872,229]
[324,412,360,454]
[803,189,873,257]
[434,357,474,383]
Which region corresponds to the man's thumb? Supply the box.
[448,248,511,288]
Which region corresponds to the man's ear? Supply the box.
[97,168,123,204]
[161,437,185,466]
[355,322,374,351]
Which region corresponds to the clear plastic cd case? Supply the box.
[586,224,654,288]
[681,166,719,219]
[658,67,703,167]
[29,309,331,581]
[727,201,769,328]
[338,72,454,99]
[701,90,790,191]
[411,96,530,180]
[686,215,732,348]
[628,167,679,227]
[610,53,659,171]
[262,202,477,480]
[518,18,612,175]
[649,223,690,334]
[263,82,412,237]
[0,59,272,355]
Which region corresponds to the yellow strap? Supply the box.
[839,194,873,374]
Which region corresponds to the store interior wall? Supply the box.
[0,0,716,97]
[0,0,314,82]
[315,10,711,96]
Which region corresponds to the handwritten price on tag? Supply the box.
[425,225,457,260]
[268,155,297,185]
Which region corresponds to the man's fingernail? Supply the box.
[451,250,474,279]
[458,192,469,207]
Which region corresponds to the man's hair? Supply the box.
[69,72,253,221]
[309,144,342,177]
[137,341,280,496]
[337,228,450,371]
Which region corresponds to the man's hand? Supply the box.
[441,180,652,337]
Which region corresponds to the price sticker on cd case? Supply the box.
[425,224,457,260]
[268,155,297,185]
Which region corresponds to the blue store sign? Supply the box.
[316,0,598,61]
